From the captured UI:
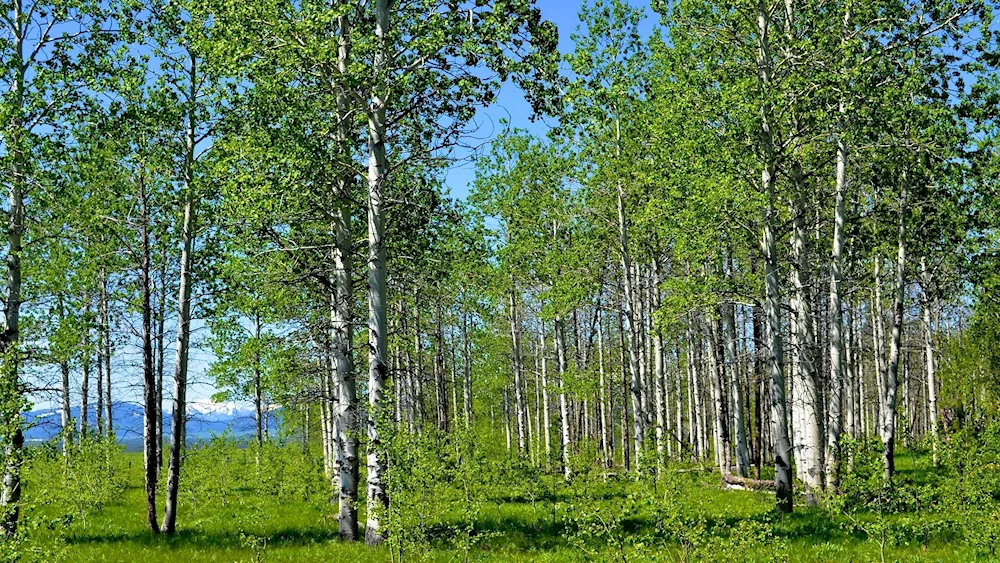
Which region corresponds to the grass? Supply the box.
[18,446,988,562]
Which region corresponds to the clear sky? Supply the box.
[443,0,655,201]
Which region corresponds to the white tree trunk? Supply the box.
[365,0,390,545]
[597,308,611,468]
[509,291,527,454]
[651,264,666,468]
[555,317,572,481]
[920,258,938,465]
[161,51,198,535]
[790,180,824,501]
[724,302,749,477]
[882,184,907,480]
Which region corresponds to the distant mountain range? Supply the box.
[24,401,280,450]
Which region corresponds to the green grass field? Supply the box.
[18,446,987,562]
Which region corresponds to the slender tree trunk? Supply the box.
[463,309,472,429]
[509,290,527,453]
[597,307,611,468]
[651,263,666,469]
[154,261,167,480]
[0,11,27,534]
[80,300,92,440]
[537,322,551,464]
[412,290,424,429]
[161,52,198,534]
[882,183,907,481]
[58,296,72,456]
[332,154,358,537]
[724,301,749,477]
[137,172,160,534]
[920,258,938,466]
[555,317,572,481]
[101,274,113,438]
[616,177,644,474]
[365,0,390,544]
[826,128,847,490]
[96,299,104,437]
[708,316,730,475]
[617,305,631,471]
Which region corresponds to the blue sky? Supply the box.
[443,0,656,201]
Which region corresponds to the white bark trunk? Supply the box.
[882,183,907,480]
[724,302,749,477]
[365,0,390,545]
[161,51,198,535]
[555,317,572,481]
[920,258,938,465]
[509,291,527,454]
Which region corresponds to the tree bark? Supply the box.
[882,183,907,481]
[537,322,551,463]
[161,51,198,534]
[724,301,749,477]
[80,299,91,440]
[365,0,390,544]
[138,172,160,533]
[58,296,72,456]
[920,257,938,466]
[509,290,527,453]
[555,317,572,481]
[101,273,113,438]
[790,171,824,501]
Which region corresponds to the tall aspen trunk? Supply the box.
[0,6,27,533]
[555,317,572,481]
[509,290,527,453]
[155,259,167,479]
[920,258,938,466]
[708,317,730,475]
[101,273,113,438]
[757,0,793,513]
[617,305,631,471]
[616,175,644,473]
[96,300,104,436]
[463,309,472,429]
[412,290,424,428]
[253,314,264,457]
[58,297,72,456]
[138,173,160,533]
[686,320,698,460]
[597,308,611,468]
[80,300,91,440]
[724,302,749,477]
[537,323,551,463]
[873,261,886,420]
[826,127,847,490]
[161,59,198,531]
[365,0,390,545]
[651,264,666,469]
[450,327,461,433]
[790,173,824,501]
[882,183,907,481]
[433,297,449,432]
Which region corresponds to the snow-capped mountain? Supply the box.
[23,401,279,450]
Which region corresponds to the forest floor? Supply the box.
[23,449,979,562]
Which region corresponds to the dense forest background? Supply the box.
[3,0,1000,560]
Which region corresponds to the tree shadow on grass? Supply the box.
[65,526,337,550]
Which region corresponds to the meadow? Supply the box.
[15,431,997,563]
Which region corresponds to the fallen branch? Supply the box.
[722,473,776,491]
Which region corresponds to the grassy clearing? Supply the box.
[17,444,986,562]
